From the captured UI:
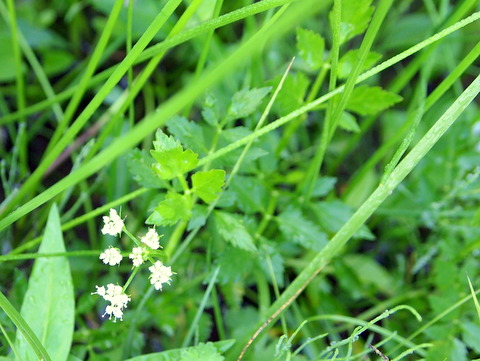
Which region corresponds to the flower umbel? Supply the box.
[101,208,124,236]
[99,246,123,266]
[149,261,173,291]
[92,283,130,322]
[141,228,161,250]
[129,246,145,267]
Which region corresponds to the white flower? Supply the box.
[99,247,123,266]
[101,209,124,236]
[92,283,131,322]
[148,261,173,291]
[129,247,145,267]
[141,228,161,250]
[92,285,106,297]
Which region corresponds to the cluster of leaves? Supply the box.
[1,0,480,360]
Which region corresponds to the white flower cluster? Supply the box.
[149,261,173,291]
[93,209,174,322]
[99,246,122,266]
[101,209,124,236]
[92,284,131,322]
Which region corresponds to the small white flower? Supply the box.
[92,285,106,297]
[101,209,124,236]
[93,283,131,322]
[129,247,145,267]
[99,247,123,266]
[148,261,173,291]
[141,228,161,250]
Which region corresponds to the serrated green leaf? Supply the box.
[268,72,309,116]
[179,341,223,361]
[192,169,226,203]
[296,27,325,70]
[230,175,268,214]
[124,340,235,361]
[166,115,208,155]
[147,192,193,226]
[215,246,256,284]
[126,149,165,188]
[16,204,74,361]
[213,211,257,252]
[276,207,328,251]
[338,111,360,133]
[152,129,181,151]
[226,87,271,122]
[346,85,403,116]
[334,0,374,44]
[151,147,199,180]
[338,50,382,79]
[188,204,209,231]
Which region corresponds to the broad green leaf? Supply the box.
[226,87,271,121]
[338,50,382,79]
[338,112,360,133]
[296,27,325,70]
[151,147,199,180]
[346,85,403,116]
[147,192,193,226]
[335,0,374,44]
[166,116,208,155]
[276,207,328,251]
[16,204,74,361]
[124,340,235,361]
[230,175,268,214]
[192,169,226,204]
[213,211,257,252]
[215,246,256,284]
[126,149,165,188]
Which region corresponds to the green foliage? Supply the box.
[296,27,325,70]
[15,204,74,361]
[213,211,257,253]
[2,0,480,360]
[192,170,226,204]
[336,0,374,44]
[346,85,403,115]
[151,130,199,180]
[276,207,328,251]
[226,87,271,122]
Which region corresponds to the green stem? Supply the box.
[0,291,52,361]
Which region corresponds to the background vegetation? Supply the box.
[0,0,480,360]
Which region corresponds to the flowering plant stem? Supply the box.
[229,72,480,361]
